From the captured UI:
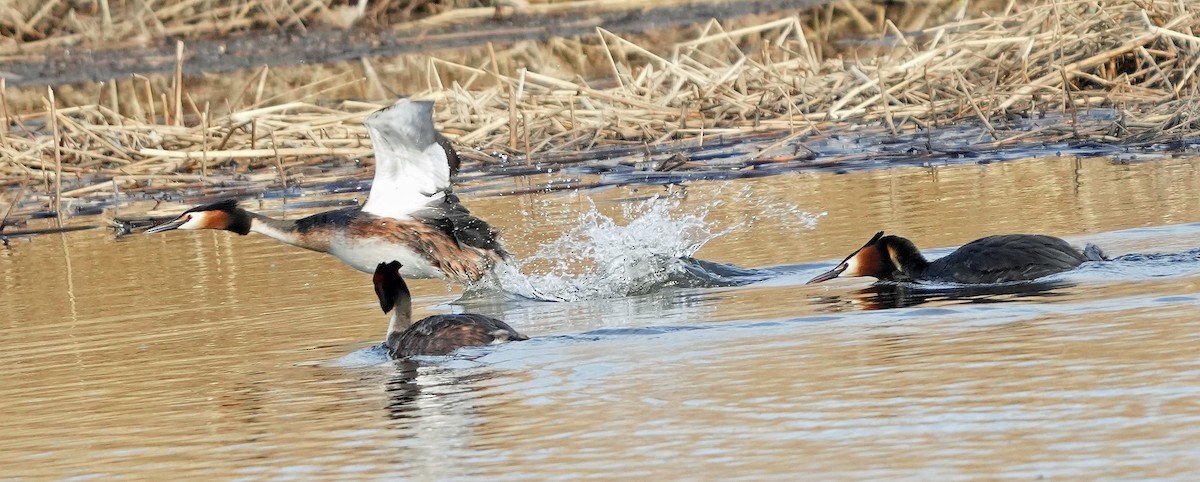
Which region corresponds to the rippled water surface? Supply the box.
[5,155,1200,479]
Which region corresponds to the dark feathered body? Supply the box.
[373,260,527,359]
[387,314,529,358]
[286,202,508,282]
[153,199,509,283]
[290,198,505,255]
[808,231,1100,285]
[915,234,1089,284]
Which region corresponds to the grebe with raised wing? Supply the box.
[146,99,506,284]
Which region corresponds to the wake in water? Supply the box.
[475,193,823,302]
[1075,248,1200,280]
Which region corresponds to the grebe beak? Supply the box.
[145,217,187,234]
[806,263,847,284]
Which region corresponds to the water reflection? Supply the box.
[383,361,425,418]
[811,281,1075,311]
[454,283,721,334]
[383,361,495,423]
[377,358,535,480]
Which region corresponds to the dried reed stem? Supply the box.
[47,87,62,227]
[173,40,185,127]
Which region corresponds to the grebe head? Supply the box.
[375,260,415,353]
[145,199,252,235]
[373,261,407,314]
[807,231,925,284]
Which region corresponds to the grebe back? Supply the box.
[807,231,1101,285]
[374,260,527,358]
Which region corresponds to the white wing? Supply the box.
[361,98,451,220]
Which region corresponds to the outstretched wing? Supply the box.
[416,197,510,260]
[361,98,455,220]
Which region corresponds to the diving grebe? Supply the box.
[146,99,507,284]
[374,260,527,358]
[807,231,1102,285]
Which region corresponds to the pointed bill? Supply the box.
[145,217,189,234]
[806,231,885,284]
[806,264,847,284]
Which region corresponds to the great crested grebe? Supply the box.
[374,260,527,358]
[807,231,1103,285]
[146,99,507,284]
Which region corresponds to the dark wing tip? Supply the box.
[436,134,461,176]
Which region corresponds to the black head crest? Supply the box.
[184,199,240,214]
[864,231,885,247]
[373,261,405,314]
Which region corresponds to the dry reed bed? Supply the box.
[0,0,492,54]
[0,0,713,59]
[2,0,1200,217]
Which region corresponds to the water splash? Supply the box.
[728,184,827,234]
[485,195,753,302]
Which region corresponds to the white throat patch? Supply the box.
[843,255,861,276]
[177,212,212,230]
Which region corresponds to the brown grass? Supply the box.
[0,0,493,53]
[2,0,1200,215]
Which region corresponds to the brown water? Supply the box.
[4,155,1200,478]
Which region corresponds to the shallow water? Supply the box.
[4,155,1200,478]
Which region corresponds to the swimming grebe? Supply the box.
[807,231,1101,285]
[146,98,507,284]
[374,260,527,358]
